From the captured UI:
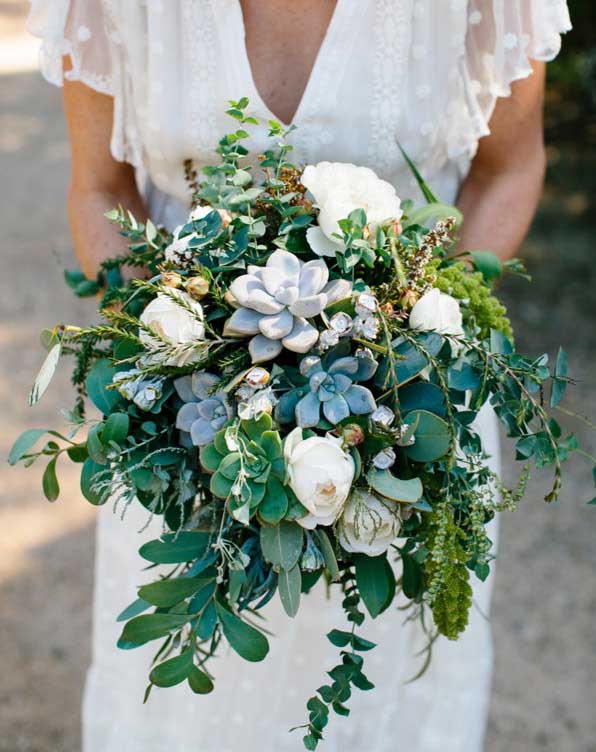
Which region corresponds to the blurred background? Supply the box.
[1,1,595,750]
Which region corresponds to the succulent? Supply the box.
[223,249,352,363]
[112,370,165,412]
[199,414,304,525]
[174,372,234,446]
[276,347,378,428]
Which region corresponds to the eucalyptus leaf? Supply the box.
[188,666,215,694]
[150,650,194,688]
[116,597,152,623]
[367,469,423,504]
[278,564,301,617]
[80,458,105,505]
[402,410,451,462]
[139,532,213,564]
[42,456,60,501]
[260,520,304,571]
[471,251,503,283]
[119,613,190,647]
[354,554,391,618]
[102,412,130,445]
[8,429,49,465]
[138,577,210,608]
[214,599,270,662]
[28,343,61,406]
[313,529,340,581]
[85,359,122,415]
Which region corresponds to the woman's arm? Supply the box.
[456,61,547,261]
[62,65,147,279]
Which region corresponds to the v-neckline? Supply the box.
[233,0,344,128]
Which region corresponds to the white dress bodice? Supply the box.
[26,2,570,751]
[28,0,571,230]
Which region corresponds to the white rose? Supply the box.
[409,288,464,337]
[284,427,355,529]
[139,291,206,367]
[337,489,400,556]
[301,162,403,257]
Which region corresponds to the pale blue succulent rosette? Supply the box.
[174,371,235,446]
[276,343,378,428]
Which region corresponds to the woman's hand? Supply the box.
[457,61,547,261]
[62,58,148,281]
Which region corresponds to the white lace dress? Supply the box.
[27,2,571,750]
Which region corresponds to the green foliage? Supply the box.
[435,262,513,340]
[423,502,473,641]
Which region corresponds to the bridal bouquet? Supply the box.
[10,100,591,748]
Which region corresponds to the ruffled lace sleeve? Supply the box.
[449,0,572,160]
[26,0,113,94]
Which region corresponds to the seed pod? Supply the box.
[185,275,210,300]
[161,270,183,288]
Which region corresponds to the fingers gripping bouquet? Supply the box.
[11,100,592,749]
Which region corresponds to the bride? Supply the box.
[27,1,570,750]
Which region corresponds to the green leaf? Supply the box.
[85,359,122,415]
[401,552,423,598]
[150,650,194,688]
[102,412,130,445]
[241,413,273,440]
[278,564,301,617]
[138,577,210,608]
[405,202,462,230]
[551,347,568,407]
[66,444,88,462]
[398,382,447,419]
[188,666,214,694]
[402,410,451,462]
[119,613,189,646]
[80,458,105,505]
[210,470,234,499]
[470,251,503,283]
[42,456,60,501]
[214,599,270,662]
[260,520,304,571]
[327,629,353,648]
[200,443,223,473]
[354,554,391,618]
[490,329,514,355]
[367,468,423,504]
[28,343,61,406]
[313,529,340,581]
[397,142,439,204]
[197,600,217,640]
[228,568,247,604]
[258,477,288,524]
[261,430,283,460]
[64,269,87,289]
[116,597,151,622]
[8,429,48,465]
[86,423,107,465]
[139,532,213,564]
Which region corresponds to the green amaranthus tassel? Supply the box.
[423,499,473,641]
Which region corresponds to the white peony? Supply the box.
[301,162,403,258]
[337,489,401,556]
[284,427,355,529]
[409,288,464,337]
[139,291,206,367]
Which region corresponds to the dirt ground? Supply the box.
[1,4,595,751]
